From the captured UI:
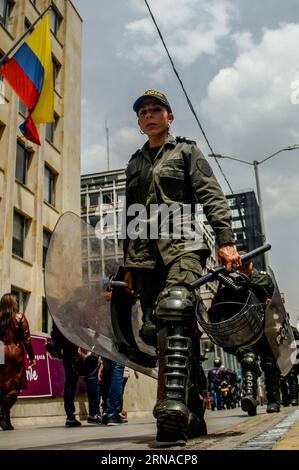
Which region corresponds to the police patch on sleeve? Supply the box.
[197,159,213,177]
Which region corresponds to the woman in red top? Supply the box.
[0,293,36,430]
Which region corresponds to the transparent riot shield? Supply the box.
[264,267,296,376]
[44,212,157,378]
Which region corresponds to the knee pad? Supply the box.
[240,351,259,372]
[155,286,195,323]
[261,357,278,374]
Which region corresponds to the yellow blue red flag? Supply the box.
[0,14,54,145]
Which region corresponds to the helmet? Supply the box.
[214,358,222,367]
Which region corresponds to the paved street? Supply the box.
[1,405,299,451]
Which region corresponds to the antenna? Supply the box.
[105,120,110,170]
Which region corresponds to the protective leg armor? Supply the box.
[280,376,290,406]
[240,350,260,416]
[288,370,299,406]
[261,358,281,413]
[153,286,195,441]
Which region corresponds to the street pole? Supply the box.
[253,161,269,270]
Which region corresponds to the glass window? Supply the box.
[24,17,31,32]
[45,114,59,144]
[15,142,29,185]
[12,211,26,258]
[42,229,51,268]
[45,121,54,143]
[50,7,61,36]
[11,288,29,314]
[44,166,56,206]
[88,215,101,228]
[42,298,49,333]
[52,56,61,92]
[102,192,113,205]
[89,193,99,207]
[0,0,9,25]
[19,99,27,117]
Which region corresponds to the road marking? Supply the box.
[236,409,299,450]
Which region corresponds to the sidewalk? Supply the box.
[274,408,299,450]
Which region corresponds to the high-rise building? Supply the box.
[226,189,265,271]
[0,0,82,334]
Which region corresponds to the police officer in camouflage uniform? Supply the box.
[123,90,240,445]
[232,256,281,416]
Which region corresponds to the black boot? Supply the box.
[263,361,281,413]
[280,377,290,407]
[0,390,18,430]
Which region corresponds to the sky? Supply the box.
[74,0,299,326]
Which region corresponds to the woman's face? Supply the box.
[138,101,173,139]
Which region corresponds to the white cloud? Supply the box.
[201,23,299,134]
[81,126,143,174]
[122,0,235,69]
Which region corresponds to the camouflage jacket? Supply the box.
[124,135,234,269]
[249,267,275,303]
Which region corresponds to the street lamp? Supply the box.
[208,145,299,269]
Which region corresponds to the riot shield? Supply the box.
[44,212,157,378]
[264,267,296,376]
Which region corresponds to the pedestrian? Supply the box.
[0,293,36,431]
[99,358,128,426]
[207,358,237,410]
[50,322,101,427]
[120,367,139,419]
[123,89,240,444]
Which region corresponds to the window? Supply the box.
[52,56,61,92]
[102,192,113,205]
[24,17,31,32]
[88,214,101,228]
[15,142,30,184]
[50,6,61,36]
[19,99,27,117]
[45,114,59,144]
[42,229,51,268]
[89,193,99,207]
[44,166,56,206]
[0,0,10,26]
[12,211,26,258]
[11,288,29,314]
[81,194,86,209]
[42,298,50,333]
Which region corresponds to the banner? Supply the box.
[19,335,64,398]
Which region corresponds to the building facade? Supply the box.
[0,0,82,334]
[226,189,265,271]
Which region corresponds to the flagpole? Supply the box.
[0,5,52,67]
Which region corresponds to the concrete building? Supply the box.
[0,0,82,334]
[226,189,265,271]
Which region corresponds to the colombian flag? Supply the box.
[0,14,54,145]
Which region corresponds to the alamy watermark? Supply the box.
[94,202,204,250]
[0,340,4,365]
